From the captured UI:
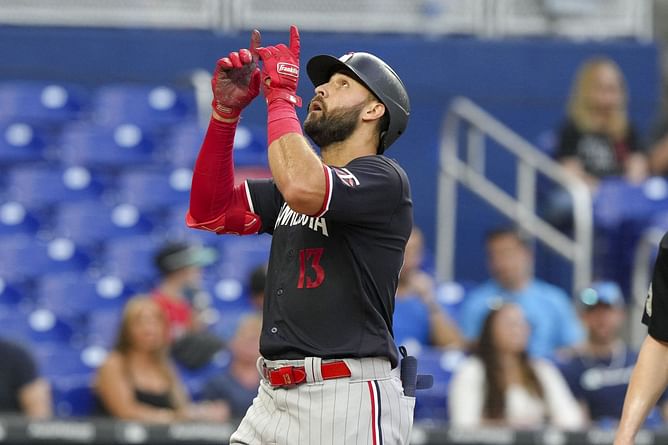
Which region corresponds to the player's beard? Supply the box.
[304,101,366,149]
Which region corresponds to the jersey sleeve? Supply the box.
[246,178,285,234]
[314,156,409,225]
[642,232,668,341]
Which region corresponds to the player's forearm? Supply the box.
[268,133,326,215]
[189,117,238,222]
[615,335,668,444]
[265,95,326,215]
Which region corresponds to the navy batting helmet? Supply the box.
[306,52,410,153]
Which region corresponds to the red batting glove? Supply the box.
[256,25,302,107]
[211,30,262,120]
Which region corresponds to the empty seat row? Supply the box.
[0,119,268,168]
[0,82,196,127]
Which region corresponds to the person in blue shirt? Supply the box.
[202,314,262,419]
[558,281,667,429]
[393,227,462,351]
[459,227,584,359]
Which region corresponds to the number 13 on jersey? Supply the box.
[298,248,325,289]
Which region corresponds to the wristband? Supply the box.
[267,99,303,146]
[212,101,241,120]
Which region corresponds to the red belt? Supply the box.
[263,360,351,387]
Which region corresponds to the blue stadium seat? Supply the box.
[206,273,253,325]
[0,201,41,236]
[116,169,192,212]
[6,165,103,210]
[0,81,87,124]
[163,120,205,168]
[100,235,161,285]
[33,343,102,378]
[52,200,154,248]
[91,84,195,128]
[0,311,33,343]
[0,308,76,344]
[412,347,466,422]
[0,277,29,309]
[232,124,268,167]
[0,120,47,164]
[0,235,90,281]
[650,211,668,231]
[162,118,268,168]
[594,177,668,290]
[86,309,123,348]
[36,273,131,323]
[160,206,220,246]
[206,272,246,305]
[46,344,104,417]
[216,234,272,282]
[52,377,96,417]
[60,122,157,169]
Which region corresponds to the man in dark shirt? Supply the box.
[616,232,668,444]
[187,26,414,444]
[559,281,666,428]
[0,338,52,418]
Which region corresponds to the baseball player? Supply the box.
[187,26,414,444]
[616,232,668,445]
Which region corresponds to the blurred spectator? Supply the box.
[647,107,668,175]
[393,227,463,349]
[248,264,267,312]
[558,281,668,428]
[459,227,584,358]
[202,314,262,418]
[0,338,52,418]
[152,241,217,339]
[94,296,229,423]
[153,241,224,369]
[555,57,647,188]
[449,303,584,429]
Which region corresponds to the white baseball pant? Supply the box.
[229,356,415,445]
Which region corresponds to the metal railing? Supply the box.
[436,97,593,295]
[0,0,653,40]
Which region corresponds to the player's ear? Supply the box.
[362,101,385,123]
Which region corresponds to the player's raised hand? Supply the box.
[256,25,302,107]
[211,29,262,120]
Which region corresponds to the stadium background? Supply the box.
[0,0,667,443]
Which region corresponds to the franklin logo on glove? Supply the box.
[277,62,299,78]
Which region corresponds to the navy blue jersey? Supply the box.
[559,346,637,421]
[246,155,412,368]
[559,345,667,425]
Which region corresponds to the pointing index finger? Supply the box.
[289,25,300,56]
[250,29,262,61]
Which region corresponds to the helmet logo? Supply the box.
[339,53,354,63]
[277,63,299,78]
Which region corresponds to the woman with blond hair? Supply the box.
[94,296,228,423]
[448,303,584,429]
[556,57,647,188]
